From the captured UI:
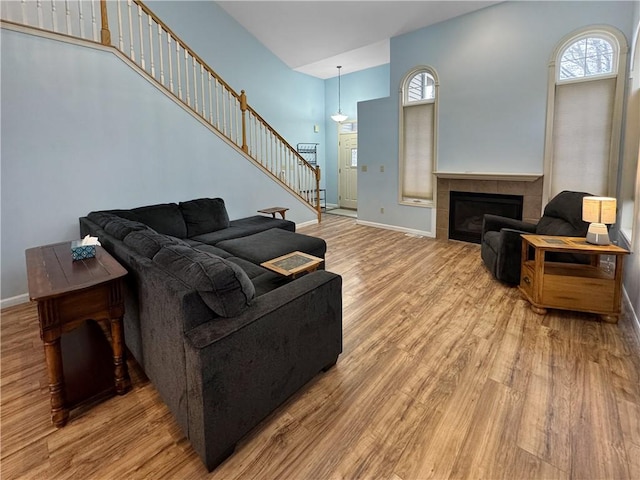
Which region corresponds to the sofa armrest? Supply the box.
[185,270,341,348]
[482,214,537,237]
[182,270,342,471]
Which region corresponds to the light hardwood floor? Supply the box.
[2,215,639,479]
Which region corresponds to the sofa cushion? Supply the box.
[226,256,270,280]
[216,228,326,265]
[229,215,295,234]
[192,244,232,258]
[179,198,230,237]
[130,203,188,238]
[123,230,190,259]
[153,245,255,317]
[190,227,261,245]
[87,211,119,228]
[103,218,149,240]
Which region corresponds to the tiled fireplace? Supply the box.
[435,173,543,241]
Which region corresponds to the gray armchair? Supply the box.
[481,190,593,285]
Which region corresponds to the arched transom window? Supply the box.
[558,34,617,81]
[400,67,438,205]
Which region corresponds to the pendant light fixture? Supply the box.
[331,66,348,123]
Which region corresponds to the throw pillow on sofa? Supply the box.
[153,244,255,317]
[123,230,190,259]
[179,197,230,237]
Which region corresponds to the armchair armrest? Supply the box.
[482,214,537,237]
[495,227,531,285]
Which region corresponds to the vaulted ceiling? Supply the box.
[217,1,499,79]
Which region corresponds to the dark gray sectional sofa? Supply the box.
[79,198,343,471]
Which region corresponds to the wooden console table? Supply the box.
[25,242,131,427]
[519,235,629,323]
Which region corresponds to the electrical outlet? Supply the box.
[380,165,384,173]
[314,124,319,133]
[362,165,368,172]
[380,207,384,214]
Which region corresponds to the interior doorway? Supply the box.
[338,122,358,210]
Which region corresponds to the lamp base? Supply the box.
[586,223,610,245]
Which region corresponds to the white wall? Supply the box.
[0,30,316,302]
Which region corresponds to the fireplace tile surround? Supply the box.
[436,175,543,241]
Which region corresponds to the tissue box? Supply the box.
[71,241,96,261]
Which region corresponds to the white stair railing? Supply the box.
[1,0,323,221]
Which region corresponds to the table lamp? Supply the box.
[582,196,617,245]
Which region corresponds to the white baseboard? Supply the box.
[325,203,339,210]
[622,287,640,343]
[356,219,435,238]
[296,219,319,229]
[1,293,30,310]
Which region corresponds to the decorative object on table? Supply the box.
[330,66,348,123]
[70,235,101,260]
[582,196,617,245]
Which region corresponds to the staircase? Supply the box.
[1,0,322,221]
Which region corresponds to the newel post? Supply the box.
[315,166,322,222]
[100,0,111,46]
[240,90,248,154]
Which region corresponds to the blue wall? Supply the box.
[358,1,635,234]
[323,64,390,204]
[0,1,326,302]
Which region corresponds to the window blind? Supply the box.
[550,77,615,197]
[402,103,434,200]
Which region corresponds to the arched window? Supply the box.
[399,67,438,205]
[544,28,628,201]
[558,34,616,80]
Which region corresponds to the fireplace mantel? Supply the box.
[434,171,542,182]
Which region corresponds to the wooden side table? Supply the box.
[519,235,629,323]
[261,251,324,279]
[258,207,289,219]
[25,242,131,427]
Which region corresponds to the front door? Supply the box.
[339,132,358,209]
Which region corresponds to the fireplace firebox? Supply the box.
[449,191,523,244]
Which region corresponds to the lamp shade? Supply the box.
[331,112,348,122]
[582,196,617,224]
[583,196,616,245]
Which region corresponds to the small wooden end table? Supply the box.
[25,242,131,427]
[261,251,324,279]
[519,234,629,323]
[258,207,289,219]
